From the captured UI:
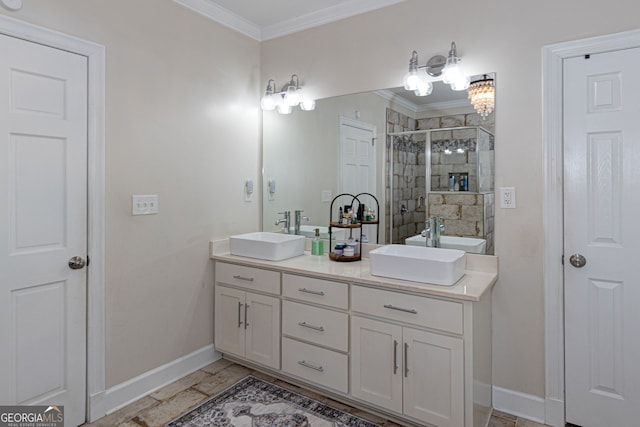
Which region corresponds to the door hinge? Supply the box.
[371,137,376,146]
[561,254,564,265]
[87,255,90,266]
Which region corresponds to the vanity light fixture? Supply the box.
[402,41,470,96]
[261,74,315,114]
[467,74,495,118]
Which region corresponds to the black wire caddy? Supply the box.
[328,193,379,262]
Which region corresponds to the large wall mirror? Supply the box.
[262,75,495,255]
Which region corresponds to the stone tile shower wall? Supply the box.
[386,108,495,252]
[386,132,427,244]
[428,192,494,255]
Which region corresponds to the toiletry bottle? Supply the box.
[312,228,323,255]
[338,207,343,224]
[449,175,455,191]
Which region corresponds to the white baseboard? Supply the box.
[90,344,221,421]
[544,397,565,427]
[492,386,546,424]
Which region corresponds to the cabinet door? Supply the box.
[214,285,245,357]
[245,292,281,369]
[403,328,464,427]
[351,316,403,413]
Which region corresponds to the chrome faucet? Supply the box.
[422,216,445,247]
[294,210,310,235]
[275,211,291,234]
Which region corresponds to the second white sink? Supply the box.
[230,232,305,261]
[369,244,466,286]
[405,234,487,254]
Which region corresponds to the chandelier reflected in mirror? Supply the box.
[467,75,495,119]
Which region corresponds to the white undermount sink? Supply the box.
[405,234,487,254]
[230,232,305,261]
[369,244,466,286]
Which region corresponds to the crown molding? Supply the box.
[174,0,406,42]
[173,0,261,40]
[374,89,471,114]
[261,0,406,41]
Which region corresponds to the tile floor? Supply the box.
[82,359,551,427]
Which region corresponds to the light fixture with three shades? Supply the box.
[260,74,315,114]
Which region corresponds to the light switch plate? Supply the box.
[321,190,332,202]
[132,195,158,215]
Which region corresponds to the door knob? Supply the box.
[569,254,587,268]
[68,256,86,270]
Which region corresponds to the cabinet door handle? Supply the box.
[233,275,254,282]
[298,360,324,372]
[384,304,418,314]
[297,321,325,332]
[393,340,399,375]
[237,301,243,328]
[298,288,325,296]
[404,342,410,378]
[244,304,250,329]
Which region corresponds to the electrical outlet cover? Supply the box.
[499,187,516,209]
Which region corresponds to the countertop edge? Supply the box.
[210,239,497,302]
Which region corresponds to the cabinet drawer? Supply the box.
[282,337,348,394]
[282,301,348,352]
[351,285,463,335]
[282,274,348,309]
[215,262,280,295]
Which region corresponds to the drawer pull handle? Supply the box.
[237,301,243,328]
[384,304,418,314]
[404,342,410,378]
[297,321,325,332]
[298,360,324,372]
[233,275,254,282]
[244,304,250,329]
[298,288,325,296]
[393,340,399,375]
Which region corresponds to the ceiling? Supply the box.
[174,0,407,41]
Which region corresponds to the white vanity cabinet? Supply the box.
[351,316,463,427]
[211,252,495,427]
[214,262,281,370]
[280,273,350,394]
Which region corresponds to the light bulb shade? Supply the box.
[260,94,277,110]
[283,85,301,106]
[403,70,420,91]
[414,78,433,96]
[467,77,495,118]
[277,102,292,114]
[449,74,470,91]
[300,98,316,111]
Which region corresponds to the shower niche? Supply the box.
[386,121,495,254]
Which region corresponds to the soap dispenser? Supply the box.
[312,228,324,255]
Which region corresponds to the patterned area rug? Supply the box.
[164,375,383,427]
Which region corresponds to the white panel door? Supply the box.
[564,47,640,426]
[350,316,403,413]
[244,292,280,370]
[214,285,246,357]
[403,328,463,427]
[339,120,375,196]
[0,34,88,426]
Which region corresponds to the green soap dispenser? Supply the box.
[311,228,324,255]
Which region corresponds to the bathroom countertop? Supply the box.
[210,239,497,302]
